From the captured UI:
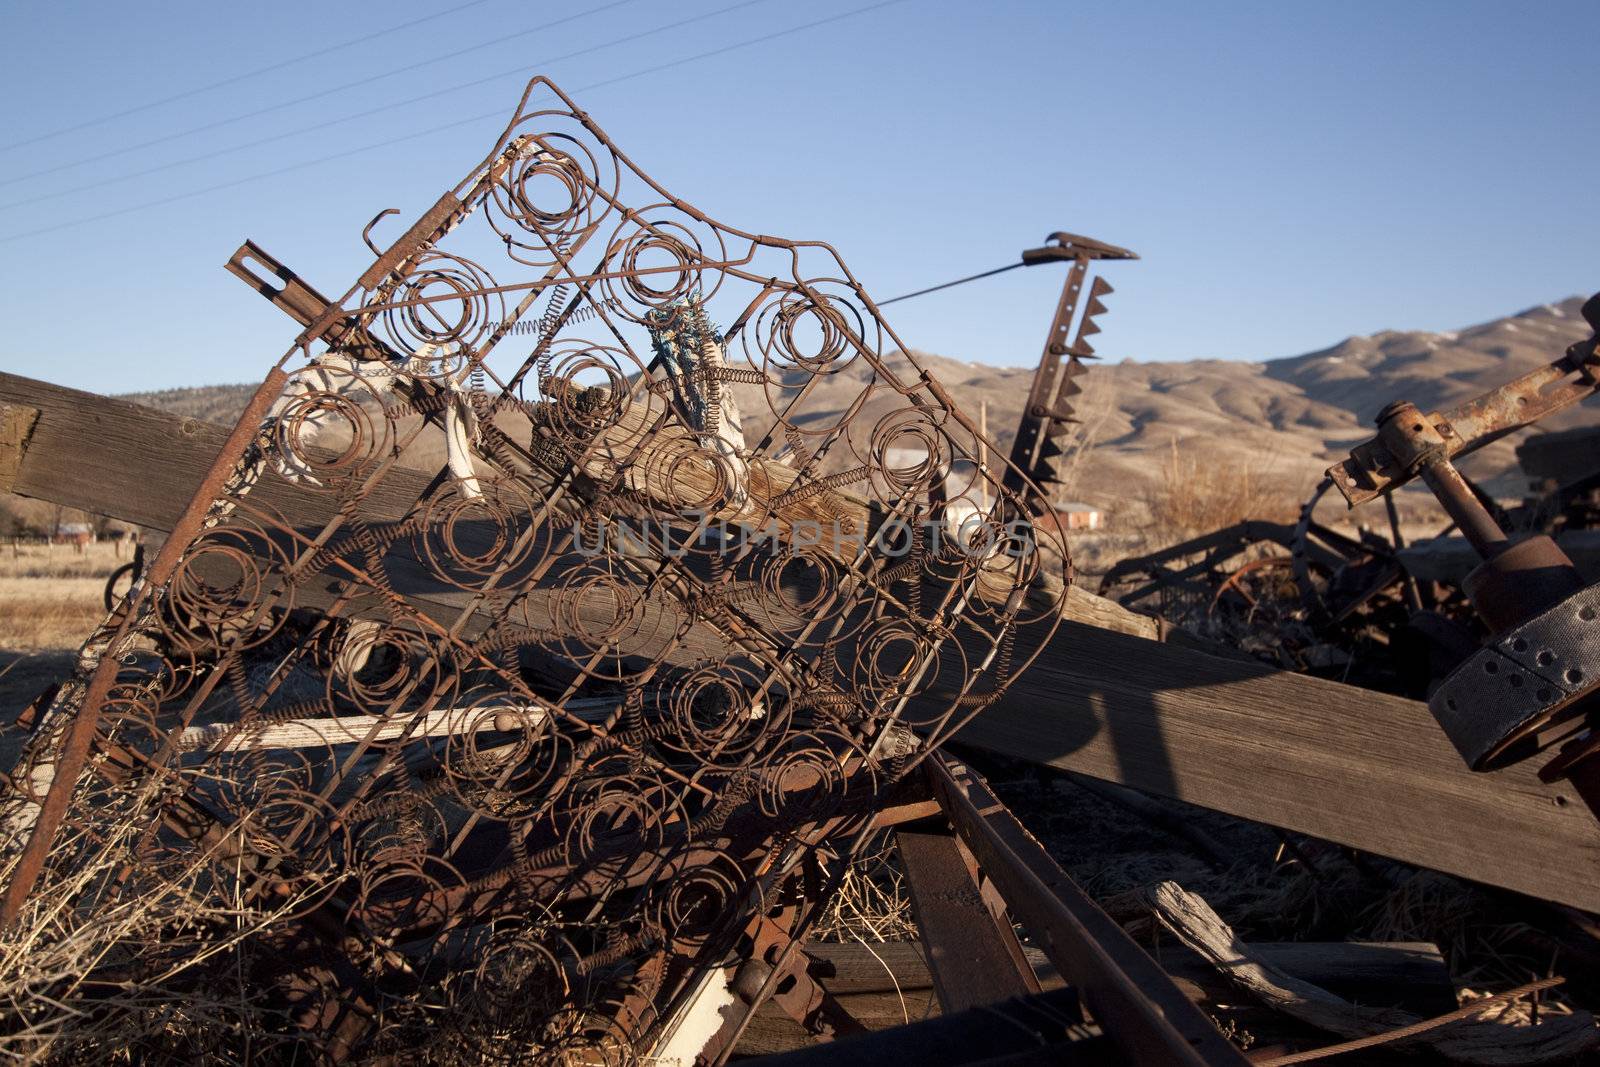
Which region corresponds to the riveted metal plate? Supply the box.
[1430,584,1600,768]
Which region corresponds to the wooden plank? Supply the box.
[955,619,1600,914]
[0,373,734,659]
[0,373,423,532]
[0,370,1168,642]
[801,942,932,995]
[798,939,1452,1014]
[737,990,940,1058]
[6,372,1600,912]
[739,987,1114,1066]
[1155,941,1456,1017]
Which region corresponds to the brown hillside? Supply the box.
[102,295,1595,527]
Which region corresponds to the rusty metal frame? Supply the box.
[922,754,1250,1066]
[1329,312,1600,507]
[749,755,1251,1065]
[0,74,1073,1063]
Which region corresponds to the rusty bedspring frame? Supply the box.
[0,75,1117,1062]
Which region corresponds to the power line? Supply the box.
[0,0,494,154]
[0,0,653,189]
[0,0,770,214]
[0,0,910,246]
[875,262,1025,306]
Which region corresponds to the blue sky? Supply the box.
[0,0,1593,393]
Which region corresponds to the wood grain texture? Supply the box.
[0,401,39,493]
[956,618,1600,913]
[0,373,424,530]
[0,370,1162,640]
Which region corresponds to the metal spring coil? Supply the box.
[488,297,618,335]
[690,300,723,438]
[783,424,813,470]
[769,464,871,510]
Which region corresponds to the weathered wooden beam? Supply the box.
[739,990,940,1058]
[0,373,422,532]
[0,373,736,660]
[0,370,1168,644]
[746,987,1113,1066]
[799,939,1456,1016]
[955,619,1600,913]
[4,371,1599,912]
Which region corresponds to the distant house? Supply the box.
[1050,503,1103,531]
[55,522,94,546]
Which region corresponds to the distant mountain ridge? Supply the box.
[117,296,1596,512]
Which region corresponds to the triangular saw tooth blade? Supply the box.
[1072,275,1115,352]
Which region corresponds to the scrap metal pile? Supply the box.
[1100,315,1600,700]
[2,73,1600,1067]
[0,77,1082,1062]
[1102,294,1600,805]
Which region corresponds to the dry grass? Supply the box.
[0,579,108,652]
[0,541,129,581]
[0,542,129,652]
[1141,439,1306,540]
[812,831,917,944]
[0,782,333,1063]
[1047,375,1118,505]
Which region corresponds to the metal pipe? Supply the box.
[1419,459,1508,560]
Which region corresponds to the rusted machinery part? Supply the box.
[1339,336,1600,825]
[1291,477,1394,628]
[1431,582,1600,770]
[1004,233,1135,502]
[1328,294,1600,507]
[1207,555,1297,620]
[750,753,1276,1067]
[0,76,1071,1064]
[1288,474,1501,630]
[1096,520,1298,616]
[923,755,1250,1066]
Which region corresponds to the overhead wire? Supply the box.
[874,261,1025,307]
[0,0,495,153]
[0,0,653,189]
[0,0,911,246]
[0,0,770,213]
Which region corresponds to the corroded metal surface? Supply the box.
[0,77,1067,1062]
[1328,295,1600,507]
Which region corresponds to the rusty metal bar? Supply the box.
[926,754,1251,1067]
[896,819,1041,1013]
[1328,310,1600,506]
